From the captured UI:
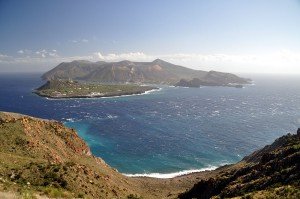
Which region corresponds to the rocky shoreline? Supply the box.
[0,111,299,198]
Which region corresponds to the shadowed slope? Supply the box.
[179,130,300,199]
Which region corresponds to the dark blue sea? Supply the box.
[1,73,300,178]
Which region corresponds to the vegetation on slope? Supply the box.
[1,111,299,199]
[179,130,300,199]
[0,111,219,199]
[34,79,157,98]
[0,112,143,198]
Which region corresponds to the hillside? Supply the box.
[41,59,250,86]
[179,130,300,199]
[0,111,299,198]
[0,111,145,198]
[0,111,220,199]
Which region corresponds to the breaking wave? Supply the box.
[123,166,218,179]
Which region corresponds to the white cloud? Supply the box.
[1,50,300,74]
[94,52,150,61]
[35,49,58,58]
[17,49,32,55]
[91,51,300,74]
[70,39,89,44]
[0,49,60,66]
[0,53,13,62]
[49,52,58,57]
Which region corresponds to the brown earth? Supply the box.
[0,111,220,199]
[1,111,299,199]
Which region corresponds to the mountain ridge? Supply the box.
[41,59,250,86]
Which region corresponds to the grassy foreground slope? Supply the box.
[0,111,299,199]
[0,112,145,198]
[0,111,217,199]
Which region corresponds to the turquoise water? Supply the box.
[1,73,300,177]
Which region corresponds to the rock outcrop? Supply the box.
[179,131,300,199]
[175,78,202,88]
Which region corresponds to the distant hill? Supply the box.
[41,59,250,86]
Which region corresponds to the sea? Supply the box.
[0,73,300,178]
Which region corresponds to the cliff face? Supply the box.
[174,78,202,88]
[41,59,250,85]
[179,131,300,199]
[0,112,142,198]
[0,112,91,162]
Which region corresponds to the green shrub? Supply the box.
[43,187,67,198]
[21,189,37,199]
[127,194,143,199]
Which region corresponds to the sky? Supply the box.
[0,0,300,73]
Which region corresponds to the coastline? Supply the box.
[128,162,238,199]
[124,161,232,179]
[33,87,160,99]
[0,111,226,199]
[124,166,219,179]
[1,110,299,198]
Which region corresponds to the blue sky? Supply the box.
[1,0,300,73]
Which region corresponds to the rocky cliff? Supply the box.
[179,130,300,199]
[174,78,202,88]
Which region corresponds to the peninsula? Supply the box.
[34,59,251,99]
[34,79,157,99]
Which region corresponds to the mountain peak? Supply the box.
[71,60,91,64]
[42,59,250,85]
[116,60,134,65]
[152,58,167,64]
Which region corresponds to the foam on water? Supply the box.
[107,114,118,119]
[66,118,75,122]
[124,166,218,179]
